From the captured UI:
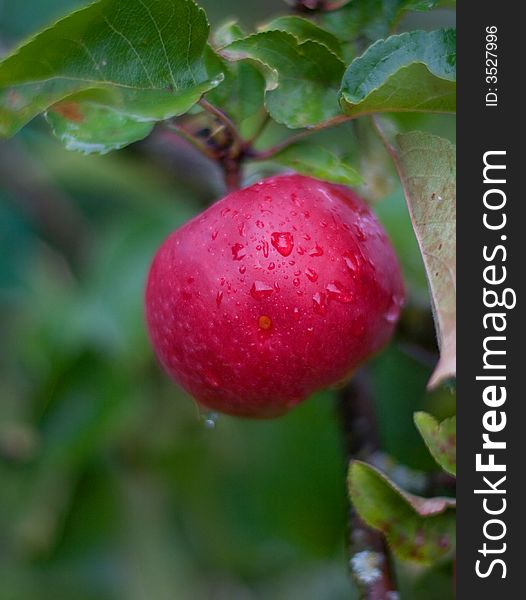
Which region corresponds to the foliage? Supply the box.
[348,461,455,564]
[414,412,456,476]
[272,144,362,186]
[384,128,456,388]
[340,30,456,117]
[0,0,456,598]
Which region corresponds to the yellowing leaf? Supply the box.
[393,131,456,388]
[349,461,456,564]
[414,412,456,476]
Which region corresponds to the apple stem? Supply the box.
[222,155,243,192]
[167,99,353,191]
[338,370,399,599]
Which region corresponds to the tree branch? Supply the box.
[249,130,313,161]
[338,370,399,600]
[199,98,245,157]
[176,99,353,190]
[164,121,218,161]
[250,114,351,161]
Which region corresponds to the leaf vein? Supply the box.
[102,14,155,87]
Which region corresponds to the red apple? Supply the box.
[145,174,404,418]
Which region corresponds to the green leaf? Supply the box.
[406,0,456,9]
[205,49,266,123]
[45,97,154,155]
[273,144,362,186]
[322,0,454,44]
[0,0,223,152]
[323,0,400,43]
[222,63,266,122]
[260,16,343,57]
[221,31,345,129]
[325,0,353,7]
[340,30,456,117]
[349,461,455,564]
[414,412,456,476]
[392,130,456,388]
[212,20,246,49]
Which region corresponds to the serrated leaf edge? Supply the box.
[340,29,456,107]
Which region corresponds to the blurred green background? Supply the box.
[0,2,455,599]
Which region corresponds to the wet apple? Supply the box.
[145,174,404,418]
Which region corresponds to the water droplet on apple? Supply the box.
[343,253,358,275]
[308,244,324,257]
[201,410,219,429]
[354,224,366,241]
[231,243,246,260]
[251,281,274,300]
[305,267,318,282]
[312,292,328,316]
[384,295,402,323]
[271,232,294,256]
[326,281,353,303]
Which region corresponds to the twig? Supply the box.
[370,115,398,161]
[164,121,217,161]
[199,98,245,156]
[249,130,313,161]
[221,155,242,192]
[338,370,399,600]
[173,100,352,190]
[250,114,351,161]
